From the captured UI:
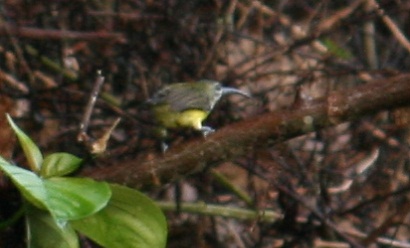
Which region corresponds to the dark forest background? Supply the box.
[1,1,410,247]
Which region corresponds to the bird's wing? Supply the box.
[166,85,214,112]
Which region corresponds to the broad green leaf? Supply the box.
[26,204,79,248]
[71,184,167,248]
[41,153,82,178]
[44,177,111,221]
[0,159,47,210]
[6,114,43,172]
[0,155,10,165]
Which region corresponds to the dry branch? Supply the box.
[0,23,126,42]
[82,74,410,189]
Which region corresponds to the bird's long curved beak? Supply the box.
[221,87,251,98]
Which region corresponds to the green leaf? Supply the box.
[322,38,353,59]
[71,184,167,248]
[44,177,111,221]
[41,153,82,178]
[0,155,11,166]
[26,204,79,248]
[0,156,110,223]
[6,114,43,172]
[0,159,48,210]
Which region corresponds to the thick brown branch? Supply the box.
[82,74,410,188]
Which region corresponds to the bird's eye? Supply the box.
[214,83,222,91]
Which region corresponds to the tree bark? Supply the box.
[82,74,410,188]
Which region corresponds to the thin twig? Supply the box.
[157,201,281,222]
[0,23,126,42]
[77,71,105,142]
[368,0,410,54]
[363,0,378,69]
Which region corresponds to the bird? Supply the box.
[147,80,250,150]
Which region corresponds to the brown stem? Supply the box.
[0,23,126,42]
[81,74,410,188]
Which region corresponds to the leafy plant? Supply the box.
[0,115,167,248]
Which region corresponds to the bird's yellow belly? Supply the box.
[154,105,208,130]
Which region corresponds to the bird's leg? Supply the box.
[200,126,215,137]
[160,141,169,153]
[153,126,170,152]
